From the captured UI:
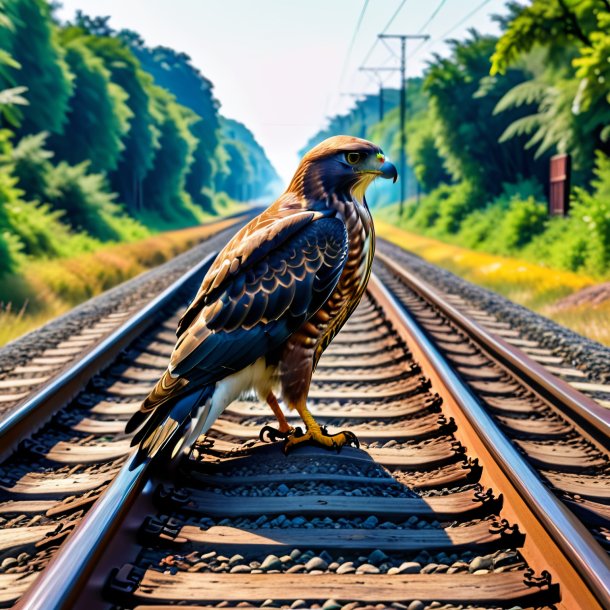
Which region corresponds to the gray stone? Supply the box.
[469,555,493,572]
[229,565,251,573]
[290,549,302,560]
[290,601,307,609]
[356,563,380,574]
[407,602,425,610]
[305,556,328,572]
[261,555,282,571]
[286,564,306,573]
[397,561,421,574]
[421,562,438,574]
[362,515,378,529]
[336,562,355,574]
[322,600,341,610]
[368,549,389,565]
[228,554,244,566]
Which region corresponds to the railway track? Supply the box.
[0,238,606,609]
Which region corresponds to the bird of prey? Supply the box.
[126,135,397,461]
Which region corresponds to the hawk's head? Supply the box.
[288,135,397,203]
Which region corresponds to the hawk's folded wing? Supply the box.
[126,211,348,434]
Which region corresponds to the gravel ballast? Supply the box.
[377,239,610,384]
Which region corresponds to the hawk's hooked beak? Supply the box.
[379,160,398,183]
[356,154,398,183]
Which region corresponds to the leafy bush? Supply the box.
[10,132,53,202]
[434,180,482,234]
[4,198,99,258]
[458,204,506,251]
[45,161,148,242]
[406,185,444,228]
[498,196,547,251]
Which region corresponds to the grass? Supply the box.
[0,216,242,346]
[374,218,609,346]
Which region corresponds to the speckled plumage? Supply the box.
[126,135,396,461]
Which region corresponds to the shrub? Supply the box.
[458,204,506,251]
[434,180,482,235]
[45,161,148,242]
[498,196,547,251]
[408,184,449,229]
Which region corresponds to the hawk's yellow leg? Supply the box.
[266,392,294,435]
[284,401,359,452]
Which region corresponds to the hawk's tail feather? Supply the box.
[128,385,214,468]
[125,370,188,435]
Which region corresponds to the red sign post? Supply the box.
[549,154,571,216]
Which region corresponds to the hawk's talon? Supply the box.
[259,425,295,443]
[282,427,359,454]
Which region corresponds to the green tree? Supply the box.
[49,28,132,174]
[492,1,610,180]
[0,0,73,135]
[141,87,197,222]
[70,15,161,212]
[126,42,221,207]
[425,30,548,195]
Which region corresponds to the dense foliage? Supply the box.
[0,1,277,282]
[305,0,610,278]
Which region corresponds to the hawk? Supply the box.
[126,135,397,461]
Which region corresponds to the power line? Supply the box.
[416,0,449,35]
[437,0,492,40]
[339,0,370,86]
[408,0,493,60]
[360,0,408,67]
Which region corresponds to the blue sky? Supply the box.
[57,0,513,184]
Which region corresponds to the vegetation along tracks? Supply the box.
[0,240,607,609]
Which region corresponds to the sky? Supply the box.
[57,0,512,184]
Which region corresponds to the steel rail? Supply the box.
[0,251,217,462]
[376,250,610,439]
[15,453,148,610]
[369,272,610,609]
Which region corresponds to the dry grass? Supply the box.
[375,220,609,346]
[0,217,242,346]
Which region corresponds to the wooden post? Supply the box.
[549,154,571,216]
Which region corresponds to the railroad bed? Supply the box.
[0,240,607,609]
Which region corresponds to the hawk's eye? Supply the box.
[345,152,362,165]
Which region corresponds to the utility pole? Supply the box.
[378,33,429,216]
[359,67,398,121]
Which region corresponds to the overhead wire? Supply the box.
[339,0,371,86]
[326,0,371,121]
[360,0,408,67]
[409,0,493,59]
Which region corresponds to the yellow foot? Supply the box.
[283,426,359,454]
[259,424,296,443]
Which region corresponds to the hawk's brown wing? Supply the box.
[125,210,348,437]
